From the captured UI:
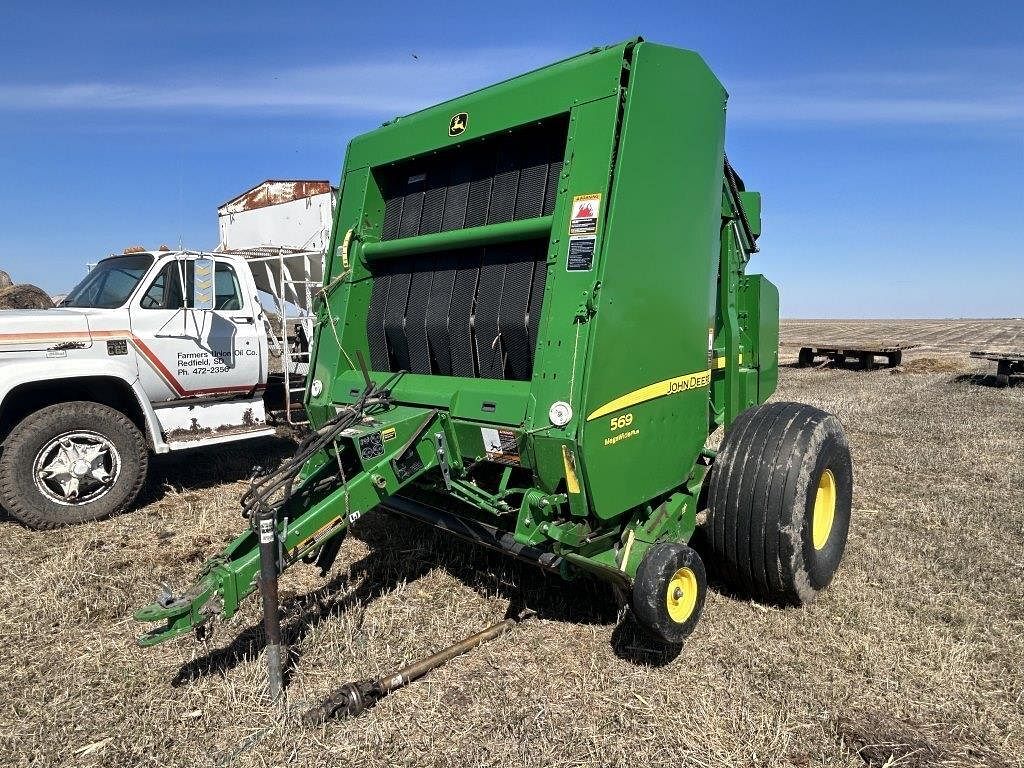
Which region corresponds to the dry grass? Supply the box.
[2,321,1023,767]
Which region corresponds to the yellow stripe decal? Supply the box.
[586,368,711,421]
[561,445,581,495]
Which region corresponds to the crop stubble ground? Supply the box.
[1,320,1022,767]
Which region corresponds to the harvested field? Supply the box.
[781,318,1024,358]
[1,321,1022,767]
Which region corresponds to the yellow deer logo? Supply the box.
[448,112,468,136]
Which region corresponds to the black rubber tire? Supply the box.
[631,542,707,644]
[0,401,148,528]
[798,348,814,367]
[859,353,873,370]
[705,401,853,606]
[887,351,902,367]
[996,373,1009,388]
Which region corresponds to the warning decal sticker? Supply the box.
[567,236,596,271]
[569,193,601,236]
[480,427,520,465]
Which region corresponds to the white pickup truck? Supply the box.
[0,248,318,528]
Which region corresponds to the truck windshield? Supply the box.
[63,254,154,308]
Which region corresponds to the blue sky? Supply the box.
[1,2,1020,317]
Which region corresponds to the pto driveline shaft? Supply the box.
[303,610,533,724]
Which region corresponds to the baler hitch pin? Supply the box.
[302,608,535,725]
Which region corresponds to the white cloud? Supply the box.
[0,46,562,116]
[726,63,1024,125]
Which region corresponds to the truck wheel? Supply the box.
[630,541,707,644]
[0,402,148,528]
[705,401,852,606]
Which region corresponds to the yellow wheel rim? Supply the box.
[666,566,699,624]
[812,468,837,550]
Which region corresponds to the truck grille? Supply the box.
[366,240,548,380]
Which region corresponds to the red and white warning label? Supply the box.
[569,193,601,236]
[480,427,520,465]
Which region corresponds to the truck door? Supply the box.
[129,255,262,400]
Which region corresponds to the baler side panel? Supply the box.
[579,44,727,519]
[738,274,778,403]
[524,94,623,499]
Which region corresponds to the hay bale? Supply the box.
[0,271,12,289]
[0,284,55,310]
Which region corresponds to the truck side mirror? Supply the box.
[193,256,215,310]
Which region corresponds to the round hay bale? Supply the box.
[0,284,55,310]
[0,271,12,289]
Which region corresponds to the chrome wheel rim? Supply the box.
[33,431,121,506]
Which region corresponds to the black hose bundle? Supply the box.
[240,371,396,521]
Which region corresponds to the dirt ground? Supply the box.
[1,320,1022,767]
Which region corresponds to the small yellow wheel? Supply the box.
[631,542,707,644]
[666,567,699,624]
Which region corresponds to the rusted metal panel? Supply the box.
[218,189,335,253]
[219,180,333,215]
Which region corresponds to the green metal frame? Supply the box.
[136,37,778,645]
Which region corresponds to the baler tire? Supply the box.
[0,402,148,529]
[705,401,852,606]
[630,542,707,644]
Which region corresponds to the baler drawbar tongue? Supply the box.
[135,383,444,650]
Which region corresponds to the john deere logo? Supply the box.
[448,112,468,136]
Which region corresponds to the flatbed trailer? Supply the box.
[798,344,919,369]
[970,351,1024,387]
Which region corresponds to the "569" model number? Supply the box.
[609,413,634,431]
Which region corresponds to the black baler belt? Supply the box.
[543,160,562,216]
[366,269,393,371]
[424,254,458,375]
[499,253,535,380]
[487,142,520,225]
[378,113,568,241]
[419,163,448,236]
[382,196,403,241]
[474,250,507,378]
[404,259,436,374]
[441,159,472,232]
[382,271,413,372]
[464,155,493,230]
[364,240,547,381]
[397,189,425,239]
[449,249,482,377]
